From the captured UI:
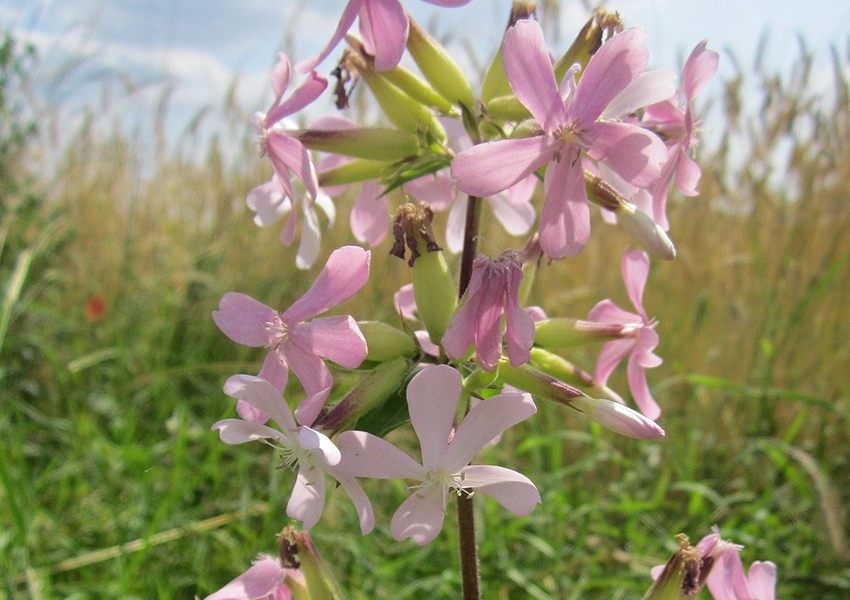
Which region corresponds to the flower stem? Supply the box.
[458,195,481,298]
[457,492,480,600]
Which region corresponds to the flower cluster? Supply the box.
[195,3,770,599]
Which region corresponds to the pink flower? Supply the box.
[707,552,777,600]
[212,246,370,426]
[202,554,303,600]
[298,0,473,73]
[644,41,719,230]
[337,365,540,545]
[254,54,327,203]
[247,174,336,270]
[212,376,374,533]
[452,20,670,258]
[588,248,662,419]
[441,252,534,371]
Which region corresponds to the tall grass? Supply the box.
[1,27,849,600]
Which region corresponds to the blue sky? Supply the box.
[1,0,848,153]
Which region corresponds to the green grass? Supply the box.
[2,26,850,600]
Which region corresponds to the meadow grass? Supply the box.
[1,32,849,600]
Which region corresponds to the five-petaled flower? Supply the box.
[589,248,663,419]
[337,365,541,545]
[212,246,370,426]
[452,20,671,258]
[212,375,374,533]
[441,251,535,371]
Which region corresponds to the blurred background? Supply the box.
[1,0,848,598]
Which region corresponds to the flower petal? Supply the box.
[203,555,287,600]
[627,350,661,420]
[296,0,363,73]
[571,396,665,439]
[403,172,456,211]
[601,69,677,120]
[287,464,326,530]
[586,121,667,188]
[298,426,341,466]
[211,419,288,446]
[325,465,376,535]
[212,293,276,347]
[502,20,568,132]
[289,316,368,369]
[452,135,558,198]
[460,465,541,516]
[258,348,289,394]
[391,480,447,545]
[247,177,289,227]
[683,40,719,103]
[394,283,417,320]
[224,374,296,432]
[283,246,371,323]
[748,561,777,600]
[622,248,651,317]
[408,365,462,470]
[361,0,409,71]
[593,337,635,385]
[443,392,536,472]
[473,272,506,371]
[570,26,649,128]
[539,149,590,258]
[488,192,536,237]
[350,180,389,246]
[336,430,426,480]
[268,72,327,126]
[588,298,641,326]
[444,195,467,254]
[295,199,322,270]
[504,263,534,367]
[266,133,319,200]
[282,344,333,427]
[675,149,701,197]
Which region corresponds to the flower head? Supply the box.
[452,20,671,257]
[212,246,370,426]
[442,251,535,371]
[202,553,303,600]
[212,375,374,533]
[589,247,662,419]
[337,365,540,545]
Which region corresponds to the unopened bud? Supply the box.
[530,348,626,405]
[382,66,457,114]
[571,396,665,439]
[497,358,586,405]
[317,158,390,188]
[291,127,419,161]
[280,527,342,600]
[486,94,532,122]
[584,169,676,260]
[314,357,411,436]
[358,321,417,362]
[480,2,537,102]
[463,368,499,393]
[535,318,640,348]
[642,535,702,600]
[554,9,624,82]
[343,41,446,140]
[390,203,457,344]
[407,16,476,111]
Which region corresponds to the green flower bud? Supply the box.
[358,321,417,361]
[280,528,342,600]
[554,9,624,83]
[497,357,586,406]
[316,159,390,188]
[291,127,419,161]
[313,357,412,436]
[406,16,476,111]
[463,368,499,393]
[390,202,457,345]
[535,318,641,348]
[486,94,532,122]
[529,348,626,405]
[382,66,457,114]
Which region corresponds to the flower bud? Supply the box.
[571,396,665,439]
[584,169,676,260]
[358,321,417,362]
[291,127,420,161]
[535,318,641,348]
[317,158,390,188]
[382,66,457,114]
[390,202,457,344]
[463,367,499,393]
[313,357,412,436]
[279,527,342,600]
[529,348,626,405]
[343,41,446,141]
[642,535,702,600]
[497,358,586,406]
[406,16,476,111]
[486,94,532,122]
